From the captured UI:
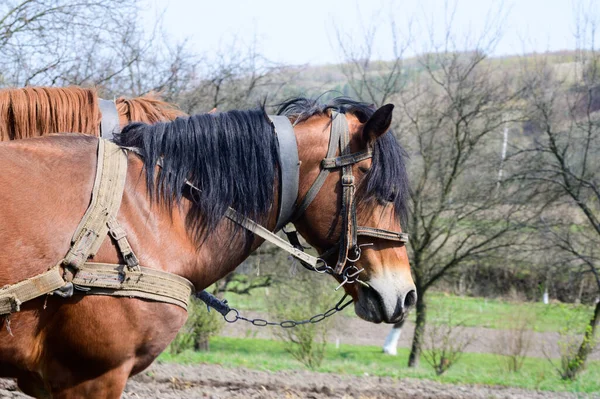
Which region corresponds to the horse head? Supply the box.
[280,98,416,324]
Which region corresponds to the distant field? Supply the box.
[220,289,593,333]
[159,336,600,393]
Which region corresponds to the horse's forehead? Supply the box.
[298,112,364,139]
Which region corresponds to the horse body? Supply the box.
[0,135,262,396]
[0,98,415,398]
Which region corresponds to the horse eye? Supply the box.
[358,166,370,174]
[387,190,397,202]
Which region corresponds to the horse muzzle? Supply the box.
[354,276,417,324]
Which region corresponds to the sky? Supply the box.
[143,0,597,66]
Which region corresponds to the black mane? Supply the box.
[277,97,410,226]
[114,109,279,245]
[114,96,410,249]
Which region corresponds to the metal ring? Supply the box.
[224,309,239,323]
[346,246,361,263]
[313,258,332,274]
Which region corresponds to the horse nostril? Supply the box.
[404,290,417,309]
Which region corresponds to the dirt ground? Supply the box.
[1,363,596,399]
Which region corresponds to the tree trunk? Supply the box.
[194,337,210,352]
[408,291,427,367]
[565,299,600,379]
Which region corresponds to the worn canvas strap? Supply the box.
[0,138,194,315]
[225,208,319,267]
[73,263,193,309]
[63,139,130,270]
[99,99,120,140]
[0,267,65,315]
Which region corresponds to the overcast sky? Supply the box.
[144,0,597,66]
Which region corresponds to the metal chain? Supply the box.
[223,294,353,328]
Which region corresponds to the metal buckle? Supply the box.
[342,175,355,186]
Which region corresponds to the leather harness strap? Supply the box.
[269,115,299,231]
[99,99,120,140]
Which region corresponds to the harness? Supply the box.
[0,110,408,318]
[224,111,408,291]
[0,139,193,316]
[98,99,120,140]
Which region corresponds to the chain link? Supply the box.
[221,294,353,328]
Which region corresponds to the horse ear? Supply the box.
[362,104,394,143]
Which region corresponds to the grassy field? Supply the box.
[159,336,600,393]
[221,289,593,333]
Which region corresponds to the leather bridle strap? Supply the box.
[335,111,357,274]
[289,116,341,221]
[357,226,409,242]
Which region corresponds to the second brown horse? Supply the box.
[0,86,185,141]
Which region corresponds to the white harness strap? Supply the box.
[99,99,120,140]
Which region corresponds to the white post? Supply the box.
[382,325,403,355]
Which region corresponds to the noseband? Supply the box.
[225,111,408,289]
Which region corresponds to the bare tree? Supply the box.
[0,0,197,101]
[401,48,534,367]
[336,16,411,106]
[510,3,600,377]
[334,3,534,368]
[176,38,291,114]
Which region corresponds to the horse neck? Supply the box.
[117,156,279,292]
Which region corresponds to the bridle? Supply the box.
[223,110,409,291]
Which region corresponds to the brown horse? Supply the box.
[0,86,185,141]
[0,97,415,398]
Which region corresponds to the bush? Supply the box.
[495,310,536,372]
[422,304,474,375]
[170,297,224,354]
[543,304,597,381]
[267,272,339,369]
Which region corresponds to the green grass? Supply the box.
[159,336,600,393]
[220,289,593,333]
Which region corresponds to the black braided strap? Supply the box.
[196,290,232,316]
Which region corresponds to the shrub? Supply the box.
[543,304,597,381]
[267,272,338,369]
[422,304,474,375]
[170,297,223,354]
[495,309,536,372]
